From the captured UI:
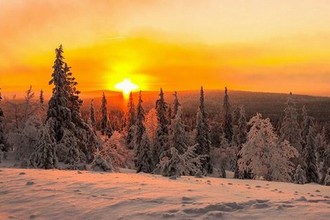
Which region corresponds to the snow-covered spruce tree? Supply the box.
[173,91,180,118]
[234,106,247,179]
[280,92,302,154]
[160,145,204,177]
[222,87,233,143]
[302,122,319,183]
[125,92,136,149]
[29,123,57,169]
[89,99,96,127]
[39,90,44,105]
[145,108,158,146]
[320,143,330,184]
[153,88,169,166]
[294,164,307,184]
[0,88,9,160]
[47,45,101,167]
[301,106,314,148]
[91,149,112,172]
[238,113,298,182]
[100,92,112,137]
[195,86,212,174]
[169,105,189,154]
[315,127,327,183]
[134,91,154,173]
[324,167,330,186]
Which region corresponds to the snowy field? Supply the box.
[0,168,329,220]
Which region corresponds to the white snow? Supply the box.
[0,168,329,219]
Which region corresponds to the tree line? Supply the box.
[0,45,329,185]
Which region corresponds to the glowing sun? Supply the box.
[115,79,139,96]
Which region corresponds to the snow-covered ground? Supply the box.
[0,168,329,220]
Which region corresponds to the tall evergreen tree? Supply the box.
[169,105,188,154]
[153,88,169,165]
[126,92,136,149]
[195,86,212,174]
[303,122,319,183]
[89,99,96,127]
[134,91,153,173]
[280,92,302,153]
[234,106,247,178]
[320,142,330,184]
[100,92,112,137]
[46,45,101,167]
[222,87,233,142]
[173,91,180,118]
[39,90,44,105]
[0,88,8,154]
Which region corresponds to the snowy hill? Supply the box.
[0,168,329,220]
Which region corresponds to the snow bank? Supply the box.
[0,168,329,219]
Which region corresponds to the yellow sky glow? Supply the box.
[0,0,330,96]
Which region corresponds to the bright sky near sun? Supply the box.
[0,0,330,96]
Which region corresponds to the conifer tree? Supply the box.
[324,167,330,186]
[222,87,233,142]
[234,106,247,178]
[280,92,302,154]
[195,86,212,174]
[46,45,101,167]
[160,145,204,177]
[294,164,307,184]
[315,127,327,183]
[320,143,330,184]
[0,88,8,154]
[169,105,188,154]
[238,113,298,182]
[173,91,180,117]
[39,90,44,105]
[126,92,136,149]
[89,99,96,127]
[30,124,57,169]
[100,92,112,137]
[153,88,169,165]
[303,122,319,183]
[134,91,153,173]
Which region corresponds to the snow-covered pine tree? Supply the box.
[153,88,169,166]
[234,106,247,178]
[238,113,298,182]
[145,108,158,147]
[100,92,112,137]
[91,149,112,172]
[195,86,212,174]
[134,91,154,173]
[294,164,307,184]
[301,106,314,147]
[0,88,8,158]
[160,145,204,177]
[303,121,319,183]
[125,92,136,149]
[39,90,44,105]
[320,143,330,184]
[280,92,302,154]
[173,91,180,118]
[89,99,96,127]
[29,123,57,169]
[169,105,188,154]
[315,127,327,183]
[46,45,101,167]
[324,167,330,186]
[222,87,233,143]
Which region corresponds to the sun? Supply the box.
[115,79,139,96]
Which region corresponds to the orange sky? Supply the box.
[0,0,330,96]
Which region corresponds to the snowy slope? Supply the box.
[0,168,329,220]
